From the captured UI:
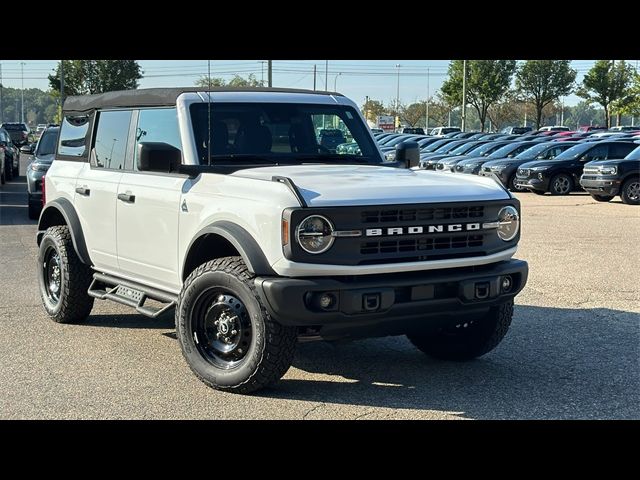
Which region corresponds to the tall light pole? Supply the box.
[267,60,272,87]
[325,60,328,91]
[313,64,317,91]
[560,97,564,126]
[461,60,467,131]
[333,72,342,91]
[20,61,26,123]
[395,64,401,130]
[425,67,430,131]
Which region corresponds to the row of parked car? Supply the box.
[372,126,640,205]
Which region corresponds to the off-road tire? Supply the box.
[407,300,514,361]
[37,225,94,323]
[176,256,297,394]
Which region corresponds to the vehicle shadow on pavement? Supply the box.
[0,177,36,227]
[264,304,639,419]
[82,312,174,330]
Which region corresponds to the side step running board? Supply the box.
[87,272,178,318]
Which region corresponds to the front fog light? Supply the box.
[497,206,519,241]
[319,293,336,309]
[501,276,513,292]
[296,215,335,254]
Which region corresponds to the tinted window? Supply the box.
[582,145,608,162]
[609,143,636,159]
[58,115,91,157]
[134,108,182,169]
[1,123,27,131]
[93,110,132,170]
[36,129,59,155]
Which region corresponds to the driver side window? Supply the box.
[581,145,607,162]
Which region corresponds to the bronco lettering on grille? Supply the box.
[366,223,483,236]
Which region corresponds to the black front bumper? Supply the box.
[255,259,528,339]
[515,176,549,192]
[580,176,621,196]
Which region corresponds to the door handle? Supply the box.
[75,186,91,196]
[117,193,136,203]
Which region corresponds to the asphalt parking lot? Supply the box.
[0,154,638,419]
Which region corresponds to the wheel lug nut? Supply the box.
[231,329,237,335]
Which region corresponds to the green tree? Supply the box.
[611,70,640,121]
[361,99,386,123]
[400,102,427,127]
[441,60,516,131]
[515,60,577,129]
[195,74,263,88]
[48,60,143,96]
[577,60,635,128]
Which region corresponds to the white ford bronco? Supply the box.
[36,87,528,393]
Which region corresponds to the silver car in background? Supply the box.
[26,126,59,219]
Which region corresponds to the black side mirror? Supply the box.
[395,140,420,168]
[137,142,181,172]
[20,144,34,154]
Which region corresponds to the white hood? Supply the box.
[232,164,510,207]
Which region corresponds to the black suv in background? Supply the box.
[480,141,580,191]
[0,122,30,146]
[501,126,533,135]
[515,141,638,195]
[317,128,346,152]
[401,127,425,135]
[0,127,20,180]
[580,145,640,204]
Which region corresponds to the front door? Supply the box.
[115,108,185,292]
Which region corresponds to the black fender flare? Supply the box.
[37,198,93,266]
[184,221,276,277]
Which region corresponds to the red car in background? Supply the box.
[577,125,607,133]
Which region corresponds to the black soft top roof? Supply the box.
[62,87,342,114]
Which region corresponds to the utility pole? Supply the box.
[313,64,317,91]
[267,60,272,87]
[260,61,266,86]
[20,61,26,123]
[524,109,527,127]
[560,98,564,126]
[365,95,369,124]
[325,60,328,91]
[395,64,401,130]
[425,67,430,131]
[333,72,342,91]
[461,60,467,132]
[60,60,65,110]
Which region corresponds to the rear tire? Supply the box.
[37,225,94,323]
[176,257,297,394]
[620,177,640,205]
[590,194,613,202]
[407,300,514,361]
[549,173,573,195]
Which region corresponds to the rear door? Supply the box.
[115,108,186,292]
[74,109,132,272]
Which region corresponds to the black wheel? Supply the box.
[590,194,614,202]
[549,173,573,195]
[620,177,640,205]
[508,174,527,192]
[176,257,297,394]
[407,300,514,361]
[37,226,94,323]
[28,196,40,220]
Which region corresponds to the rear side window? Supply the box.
[92,110,132,170]
[609,143,635,159]
[58,115,91,158]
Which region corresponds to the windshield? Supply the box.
[554,143,595,160]
[488,142,528,159]
[422,139,453,153]
[449,141,480,155]
[384,135,414,147]
[625,145,640,160]
[466,141,504,157]
[36,129,59,156]
[189,102,381,165]
[514,142,551,160]
[434,140,466,153]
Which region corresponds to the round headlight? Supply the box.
[296,215,335,254]
[497,206,519,241]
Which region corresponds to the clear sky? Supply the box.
[0,60,636,107]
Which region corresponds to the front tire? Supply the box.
[37,225,94,323]
[620,177,640,205]
[549,173,573,195]
[590,194,614,202]
[508,174,527,192]
[407,300,514,361]
[176,257,297,394]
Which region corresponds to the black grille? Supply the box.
[361,206,484,223]
[517,168,530,177]
[361,234,483,255]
